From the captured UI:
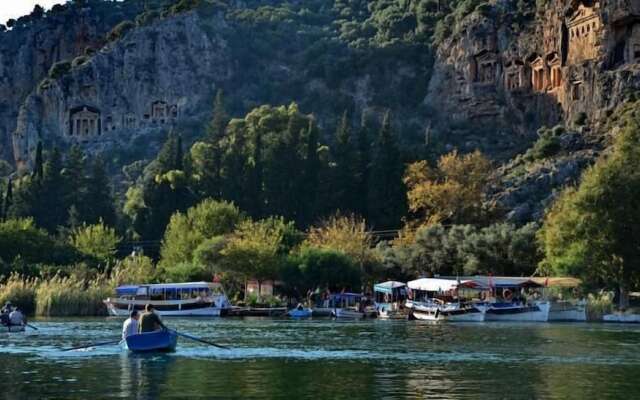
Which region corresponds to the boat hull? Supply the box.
[332,308,365,319]
[412,307,485,322]
[482,301,550,322]
[548,301,587,321]
[288,308,313,318]
[105,299,226,317]
[3,324,26,333]
[603,313,640,323]
[125,330,178,353]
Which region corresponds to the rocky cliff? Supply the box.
[3,0,640,222]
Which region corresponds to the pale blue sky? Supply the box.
[1,0,66,25]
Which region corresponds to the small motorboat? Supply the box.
[125,330,178,353]
[288,305,313,318]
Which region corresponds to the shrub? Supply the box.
[36,274,112,317]
[48,60,71,79]
[111,255,156,286]
[70,221,122,266]
[0,274,37,315]
[106,20,135,42]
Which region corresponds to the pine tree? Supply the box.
[175,134,184,171]
[1,178,12,222]
[331,110,358,213]
[63,145,87,220]
[84,156,116,226]
[301,117,321,226]
[367,111,406,230]
[247,130,264,218]
[32,141,43,180]
[356,112,372,219]
[206,89,229,144]
[38,147,66,231]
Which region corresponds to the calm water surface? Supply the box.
[1,318,640,399]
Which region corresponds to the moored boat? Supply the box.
[374,281,408,319]
[288,305,313,318]
[603,312,640,323]
[125,330,178,353]
[407,278,486,322]
[329,293,366,319]
[104,282,231,317]
[470,277,550,322]
[548,300,587,321]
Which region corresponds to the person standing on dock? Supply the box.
[122,310,140,339]
[139,304,167,333]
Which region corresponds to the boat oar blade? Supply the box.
[26,323,38,330]
[172,330,229,350]
[64,339,122,352]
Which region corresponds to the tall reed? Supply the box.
[586,290,614,321]
[35,274,113,317]
[0,273,38,315]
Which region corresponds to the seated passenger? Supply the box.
[139,304,167,333]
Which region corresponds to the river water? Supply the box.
[1,318,640,399]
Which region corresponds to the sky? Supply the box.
[1,0,66,25]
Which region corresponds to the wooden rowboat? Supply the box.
[125,330,178,353]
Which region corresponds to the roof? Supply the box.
[329,292,363,299]
[463,276,543,288]
[374,281,406,294]
[530,277,581,288]
[116,282,222,292]
[407,278,480,292]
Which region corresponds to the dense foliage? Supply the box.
[539,109,640,306]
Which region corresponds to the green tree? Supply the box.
[285,246,360,294]
[330,111,358,213]
[207,89,229,143]
[367,111,406,229]
[32,141,43,180]
[159,199,244,270]
[70,221,122,266]
[1,179,12,222]
[83,156,116,226]
[540,111,640,307]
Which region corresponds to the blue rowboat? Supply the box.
[288,307,313,318]
[125,330,178,353]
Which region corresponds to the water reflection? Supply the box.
[1,319,640,399]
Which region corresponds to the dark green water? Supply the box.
[1,318,640,399]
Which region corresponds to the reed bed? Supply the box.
[586,290,614,321]
[35,274,113,317]
[0,273,38,315]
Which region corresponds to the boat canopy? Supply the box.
[329,293,363,300]
[407,278,480,292]
[466,276,542,289]
[374,281,406,294]
[116,285,139,296]
[115,281,222,296]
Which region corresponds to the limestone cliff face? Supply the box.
[13,11,231,170]
[0,5,124,163]
[426,0,640,135]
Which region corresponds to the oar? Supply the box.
[64,339,122,352]
[25,323,38,331]
[170,330,229,349]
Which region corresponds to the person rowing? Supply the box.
[0,301,11,326]
[122,310,140,339]
[139,304,167,333]
[9,306,26,327]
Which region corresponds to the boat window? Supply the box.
[150,288,164,301]
[165,288,177,300]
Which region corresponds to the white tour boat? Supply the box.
[374,281,408,319]
[406,278,486,322]
[469,277,550,322]
[104,281,231,317]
